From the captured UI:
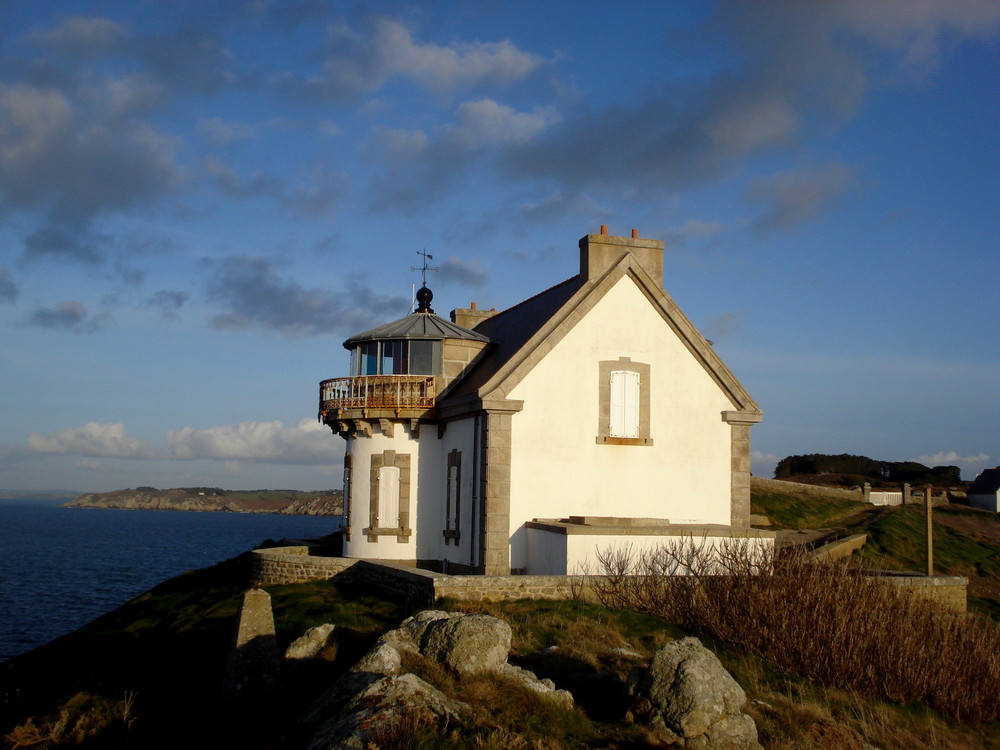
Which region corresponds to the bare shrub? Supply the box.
[593,538,1000,722]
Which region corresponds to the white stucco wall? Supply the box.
[507,276,736,571]
[526,527,774,576]
[343,423,442,561]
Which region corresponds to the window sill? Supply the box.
[595,436,653,446]
[363,527,412,543]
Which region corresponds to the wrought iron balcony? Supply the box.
[319,375,436,418]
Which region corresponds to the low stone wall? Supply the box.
[877,574,968,613]
[249,547,592,604]
[249,547,967,613]
[808,533,868,561]
[752,476,862,502]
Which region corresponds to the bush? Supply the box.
[592,539,1000,722]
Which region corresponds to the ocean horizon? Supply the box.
[0,497,340,662]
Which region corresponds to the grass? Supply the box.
[593,540,1000,724]
[852,504,1000,618]
[751,490,870,530]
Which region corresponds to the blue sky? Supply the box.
[1,0,997,493]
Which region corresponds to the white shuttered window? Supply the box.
[378,465,400,527]
[610,370,640,438]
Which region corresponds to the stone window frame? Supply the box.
[596,357,653,446]
[365,450,412,542]
[443,449,461,544]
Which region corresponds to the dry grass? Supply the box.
[3,691,135,749]
[593,538,1000,723]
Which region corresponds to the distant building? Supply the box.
[968,468,1000,513]
[318,228,771,575]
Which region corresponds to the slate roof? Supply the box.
[969,468,1000,495]
[439,275,584,402]
[344,311,489,347]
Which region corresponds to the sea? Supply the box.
[0,497,341,663]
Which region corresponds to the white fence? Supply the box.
[868,491,903,506]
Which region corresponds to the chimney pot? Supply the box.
[600,224,608,235]
[632,228,638,238]
[471,301,477,310]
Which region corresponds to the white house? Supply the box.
[318,228,771,575]
[968,468,1000,513]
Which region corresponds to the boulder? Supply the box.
[418,613,512,674]
[307,673,469,750]
[629,637,761,749]
[285,624,336,660]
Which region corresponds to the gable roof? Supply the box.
[969,468,1000,495]
[438,251,760,417]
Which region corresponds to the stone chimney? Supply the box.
[579,226,664,287]
[451,301,500,330]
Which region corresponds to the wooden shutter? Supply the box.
[378,465,400,527]
[610,370,640,438]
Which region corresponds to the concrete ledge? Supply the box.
[809,533,868,561]
[526,519,775,539]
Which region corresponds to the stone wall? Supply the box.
[877,574,968,613]
[751,476,863,502]
[249,547,966,613]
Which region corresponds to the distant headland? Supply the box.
[64,487,343,516]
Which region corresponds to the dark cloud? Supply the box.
[0,268,18,303]
[746,163,856,235]
[206,256,408,338]
[204,156,347,218]
[146,290,190,319]
[438,256,487,287]
[27,300,104,332]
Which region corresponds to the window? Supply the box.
[365,450,412,542]
[377,465,400,528]
[610,370,640,438]
[352,340,440,375]
[444,450,461,543]
[597,358,652,446]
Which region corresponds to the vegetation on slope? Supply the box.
[4,548,1000,749]
[64,487,344,515]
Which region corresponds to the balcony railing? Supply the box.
[319,375,436,416]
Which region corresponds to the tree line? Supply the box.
[774,453,961,485]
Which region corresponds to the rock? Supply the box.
[628,637,761,749]
[301,641,404,723]
[417,613,512,674]
[307,673,470,750]
[285,624,336,660]
[500,663,574,707]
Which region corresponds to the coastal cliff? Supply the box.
[64,487,343,515]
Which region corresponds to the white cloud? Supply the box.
[166,419,338,465]
[751,451,781,478]
[452,99,557,146]
[914,451,990,470]
[28,422,157,459]
[304,18,545,100]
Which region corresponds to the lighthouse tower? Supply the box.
[319,284,490,565]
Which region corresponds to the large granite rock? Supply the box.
[303,610,571,747]
[628,637,761,749]
[307,673,469,750]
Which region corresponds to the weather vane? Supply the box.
[410,249,440,288]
